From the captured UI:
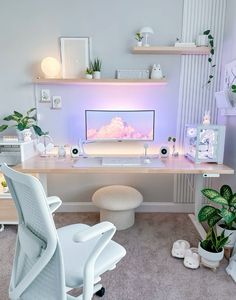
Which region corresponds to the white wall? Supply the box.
[0,0,184,203]
[218,0,236,189]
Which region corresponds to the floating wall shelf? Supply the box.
[132,46,210,55]
[33,78,168,85]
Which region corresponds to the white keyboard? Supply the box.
[102,157,141,166]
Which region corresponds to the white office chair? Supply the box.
[1,164,126,300]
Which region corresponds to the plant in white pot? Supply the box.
[85,67,93,79]
[91,58,102,79]
[0,108,47,141]
[198,228,229,269]
[1,180,8,193]
[135,32,143,47]
[198,185,236,248]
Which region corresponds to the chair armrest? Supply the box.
[47,196,62,213]
[73,221,116,242]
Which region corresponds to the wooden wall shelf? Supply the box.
[132,46,210,55]
[34,78,168,85]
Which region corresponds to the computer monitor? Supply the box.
[85,110,155,141]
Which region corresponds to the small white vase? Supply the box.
[196,35,208,46]
[93,71,101,79]
[198,242,224,268]
[3,186,9,193]
[17,129,32,142]
[216,223,236,248]
[137,41,143,47]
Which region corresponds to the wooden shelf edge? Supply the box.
[33,78,168,85]
[132,46,210,55]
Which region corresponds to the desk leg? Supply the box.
[188,174,206,240]
[37,173,48,196]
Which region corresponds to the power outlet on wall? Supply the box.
[40,89,51,102]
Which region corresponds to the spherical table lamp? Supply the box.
[41,57,61,78]
[140,27,154,47]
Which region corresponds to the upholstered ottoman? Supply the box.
[92,185,143,230]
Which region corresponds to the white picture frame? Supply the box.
[52,96,62,109]
[60,37,91,79]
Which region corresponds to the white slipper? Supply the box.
[171,240,190,258]
[183,247,200,269]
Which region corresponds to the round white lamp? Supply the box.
[41,57,61,78]
[140,26,154,47]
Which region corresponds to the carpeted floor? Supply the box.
[0,213,235,300]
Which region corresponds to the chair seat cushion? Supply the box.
[92,185,143,211]
[57,224,126,288]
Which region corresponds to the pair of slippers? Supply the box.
[171,240,200,269]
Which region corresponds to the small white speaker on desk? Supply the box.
[159,146,169,158]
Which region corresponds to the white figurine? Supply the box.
[183,248,200,269]
[203,110,211,125]
[151,64,163,79]
[171,240,190,258]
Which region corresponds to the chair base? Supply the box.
[100,209,134,230]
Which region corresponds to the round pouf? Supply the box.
[92,185,143,230]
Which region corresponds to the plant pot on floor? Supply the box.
[198,242,224,269]
[216,223,236,248]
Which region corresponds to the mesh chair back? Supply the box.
[1,164,66,300]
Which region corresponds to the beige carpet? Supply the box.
[0,213,235,300]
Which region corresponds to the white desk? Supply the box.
[15,155,234,239]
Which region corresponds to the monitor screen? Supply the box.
[85,110,155,141]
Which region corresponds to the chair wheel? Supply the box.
[96,287,105,297]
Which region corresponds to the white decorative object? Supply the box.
[20,129,32,142]
[36,135,54,157]
[93,71,101,79]
[183,248,200,269]
[116,69,149,79]
[60,37,91,79]
[52,96,62,109]
[58,145,66,158]
[140,26,154,47]
[216,224,236,248]
[92,185,143,230]
[151,64,163,79]
[198,242,224,269]
[85,74,93,79]
[226,259,236,282]
[171,240,190,258]
[202,110,210,125]
[3,186,9,193]
[196,35,208,46]
[137,41,142,47]
[41,57,61,79]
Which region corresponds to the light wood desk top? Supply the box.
[15,155,234,175]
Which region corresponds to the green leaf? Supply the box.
[211,195,228,205]
[198,205,218,222]
[210,49,214,55]
[221,208,236,224]
[209,75,214,79]
[220,185,232,202]
[209,40,214,47]
[32,125,48,136]
[208,34,213,40]
[230,193,236,205]
[13,111,23,118]
[27,108,36,115]
[3,115,16,121]
[208,214,222,227]
[0,125,8,132]
[208,58,212,63]
[212,64,216,68]
[201,188,220,200]
[17,123,25,131]
[204,30,210,35]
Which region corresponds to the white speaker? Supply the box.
[70,145,81,158]
[159,146,169,158]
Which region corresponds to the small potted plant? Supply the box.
[198,184,236,248]
[135,32,143,47]
[91,58,102,79]
[85,67,93,79]
[0,108,47,141]
[1,180,8,193]
[168,136,178,156]
[198,228,229,269]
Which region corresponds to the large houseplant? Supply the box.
[198,227,229,268]
[198,185,236,247]
[0,108,47,141]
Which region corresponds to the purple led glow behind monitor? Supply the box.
[85,110,155,141]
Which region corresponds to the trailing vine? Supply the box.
[204,30,216,85]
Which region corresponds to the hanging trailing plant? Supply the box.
[204,29,216,85]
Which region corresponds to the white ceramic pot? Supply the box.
[17,129,32,142]
[85,74,93,79]
[93,71,101,79]
[137,41,142,47]
[196,35,208,46]
[3,186,9,193]
[198,242,224,268]
[216,223,236,248]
